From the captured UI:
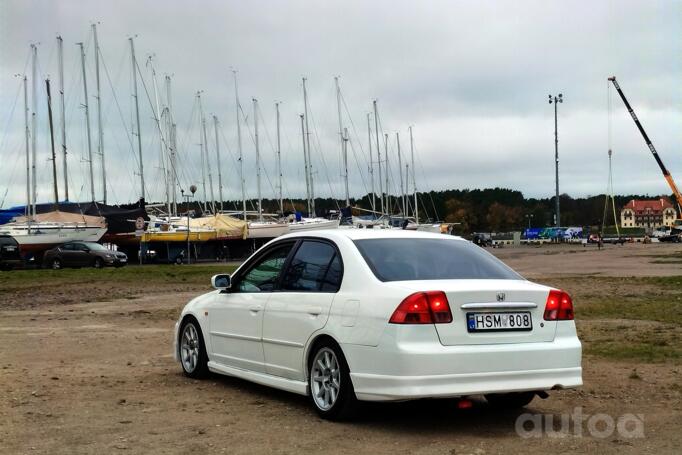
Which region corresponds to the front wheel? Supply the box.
[179,320,209,378]
[51,258,62,270]
[93,258,104,269]
[308,340,357,420]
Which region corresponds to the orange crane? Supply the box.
[608,76,682,224]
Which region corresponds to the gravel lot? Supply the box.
[1,242,681,454]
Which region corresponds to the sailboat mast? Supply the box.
[57,36,68,201]
[302,78,315,216]
[165,75,177,216]
[196,92,208,213]
[213,115,224,212]
[397,132,404,217]
[300,114,311,215]
[77,42,95,202]
[367,113,375,212]
[343,127,349,206]
[409,126,418,223]
[233,71,246,220]
[373,100,383,216]
[129,38,145,201]
[202,114,215,214]
[46,79,59,209]
[405,163,410,219]
[335,77,345,206]
[384,133,390,215]
[149,57,171,216]
[253,98,262,222]
[92,24,106,203]
[30,44,37,217]
[275,102,283,214]
[23,76,30,217]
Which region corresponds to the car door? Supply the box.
[262,239,343,381]
[74,243,93,267]
[207,241,295,374]
[59,243,77,266]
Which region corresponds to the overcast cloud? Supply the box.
[0,0,680,209]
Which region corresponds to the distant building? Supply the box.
[620,198,677,229]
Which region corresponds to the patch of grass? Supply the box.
[0,264,240,293]
[585,340,682,363]
[577,298,682,325]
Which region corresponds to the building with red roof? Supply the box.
[620,198,677,229]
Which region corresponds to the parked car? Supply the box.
[0,235,22,271]
[173,230,582,420]
[43,242,128,269]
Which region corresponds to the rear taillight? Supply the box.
[389,291,452,324]
[543,289,574,321]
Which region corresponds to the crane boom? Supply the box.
[608,76,682,217]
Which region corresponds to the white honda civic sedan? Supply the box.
[174,230,582,420]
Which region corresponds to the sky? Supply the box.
[0,0,680,210]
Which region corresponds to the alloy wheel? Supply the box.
[310,347,341,411]
[181,323,200,373]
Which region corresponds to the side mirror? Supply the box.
[211,274,231,290]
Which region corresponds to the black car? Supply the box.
[43,242,128,269]
[0,235,22,271]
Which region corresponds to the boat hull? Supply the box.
[1,226,108,252]
[247,222,289,239]
[288,218,340,232]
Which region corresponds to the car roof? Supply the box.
[275,228,465,243]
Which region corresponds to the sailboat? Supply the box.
[3,48,107,254]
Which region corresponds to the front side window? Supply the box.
[281,241,341,292]
[237,244,293,292]
[354,238,522,282]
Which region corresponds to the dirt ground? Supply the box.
[1,242,681,454]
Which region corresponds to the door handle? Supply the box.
[249,304,263,313]
[306,306,323,316]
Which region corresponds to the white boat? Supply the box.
[288,218,340,232]
[0,211,107,252]
[247,221,289,239]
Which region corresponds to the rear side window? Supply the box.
[281,241,342,292]
[354,238,522,282]
[61,243,75,250]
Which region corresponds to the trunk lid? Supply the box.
[392,279,556,345]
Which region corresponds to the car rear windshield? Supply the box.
[354,238,522,281]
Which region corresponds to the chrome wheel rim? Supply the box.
[311,348,341,411]
[180,323,200,373]
[52,260,61,270]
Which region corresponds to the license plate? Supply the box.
[4,246,16,251]
[467,311,532,332]
[120,258,127,262]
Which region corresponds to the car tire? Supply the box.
[307,339,357,420]
[94,258,104,269]
[51,258,62,270]
[485,391,535,409]
[179,319,209,379]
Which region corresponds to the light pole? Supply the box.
[525,213,534,229]
[549,93,563,228]
[181,185,197,264]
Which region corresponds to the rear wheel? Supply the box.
[51,258,62,270]
[179,319,209,378]
[485,391,535,409]
[308,340,357,420]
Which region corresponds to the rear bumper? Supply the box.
[343,324,582,401]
